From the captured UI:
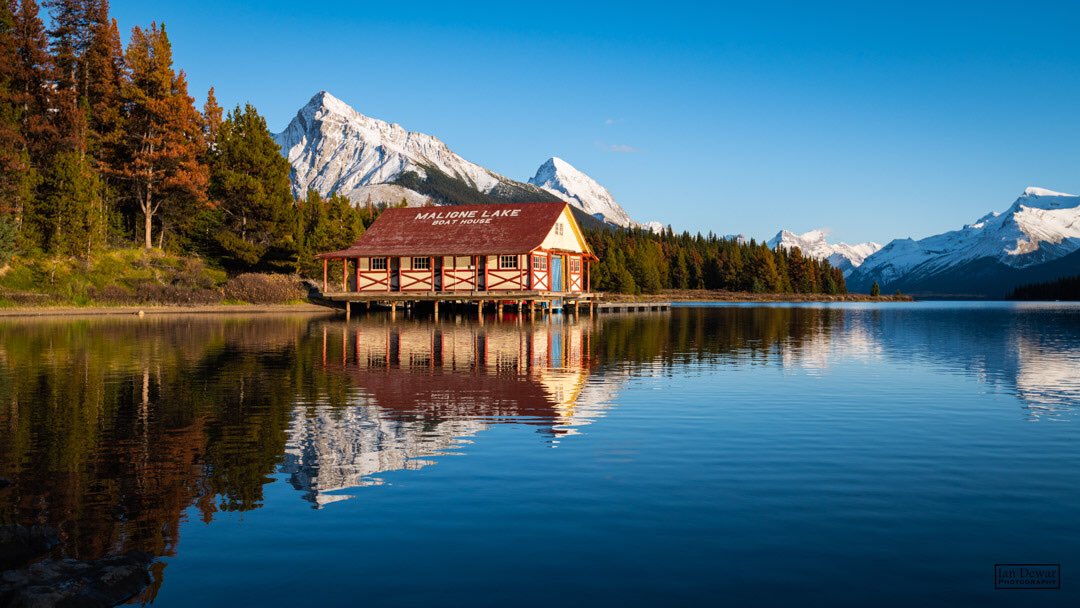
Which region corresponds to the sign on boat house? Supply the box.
[317,202,597,302]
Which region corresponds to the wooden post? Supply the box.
[477,300,484,324]
[433,299,440,320]
[342,258,348,292]
[497,301,503,320]
[345,301,351,321]
[390,301,397,320]
[355,258,361,292]
[323,259,328,294]
[547,251,552,293]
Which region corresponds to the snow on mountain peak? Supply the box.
[848,188,1080,293]
[1023,186,1076,198]
[767,229,882,276]
[307,90,346,111]
[274,91,549,205]
[528,157,634,227]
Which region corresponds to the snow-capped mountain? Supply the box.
[273,91,561,207]
[528,157,634,227]
[767,230,883,276]
[847,187,1080,297]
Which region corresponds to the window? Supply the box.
[570,257,581,273]
[499,255,518,269]
[370,257,387,270]
[533,255,547,270]
[412,257,430,270]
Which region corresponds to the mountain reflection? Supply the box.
[0,304,1076,600]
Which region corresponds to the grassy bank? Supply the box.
[603,289,914,303]
[0,249,311,308]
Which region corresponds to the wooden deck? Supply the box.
[313,290,670,319]
[595,302,671,313]
[318,290,598,303]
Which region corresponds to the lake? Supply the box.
[1,303,1079,606]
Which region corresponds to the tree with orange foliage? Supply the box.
[117,22,206,250]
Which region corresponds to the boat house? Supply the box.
[316,202,598,314]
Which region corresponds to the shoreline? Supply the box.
[0,303,336,318]
[0,292,916,317]
[603,291,915,303]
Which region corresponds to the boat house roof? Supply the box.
[318,202,590,258]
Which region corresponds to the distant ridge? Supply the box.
[767,230,882,277]
[847,187,1080,297]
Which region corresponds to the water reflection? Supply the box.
[0,304,1077,601]
[284,319,608,507]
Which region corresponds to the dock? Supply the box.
[314,291,670,319]
[594,302,671,313]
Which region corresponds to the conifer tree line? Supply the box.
[0,0,368,272]
[586,227,848,295]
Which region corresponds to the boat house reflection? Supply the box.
[283,319,609,507]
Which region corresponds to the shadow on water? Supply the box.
[0,303,1077,602]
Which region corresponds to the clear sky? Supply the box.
[109,0,1080,244]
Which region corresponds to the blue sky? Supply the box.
[110,0,1080,244]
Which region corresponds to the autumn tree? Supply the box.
[118,22,206,249]
[206,103,294,267]
[9,0,55,224]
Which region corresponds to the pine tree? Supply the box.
[34,149,105,258]
[295,189,363,277]
[83,6,124,164]
[0,0,35,241]
[870,281,880,297]
[207,103,294,267]
[118,22,207,249]
[671,248,689,289]
[11,0,56,166]
[202,86,221,147]
[41,0,85,154]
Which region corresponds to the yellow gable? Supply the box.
[540,206,593,254]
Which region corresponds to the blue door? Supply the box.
[551,256,563,293]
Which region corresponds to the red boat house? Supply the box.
[316,202,598,314]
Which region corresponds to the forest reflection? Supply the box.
[0,304,1075,600]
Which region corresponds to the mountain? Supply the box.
[767,230,882,276]
[273,91,563,208]
[528,157,634,227]
[847,187,1080,297]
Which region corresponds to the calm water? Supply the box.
[1,303,1079,606]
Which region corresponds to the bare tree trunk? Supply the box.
[143,204,152,249]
